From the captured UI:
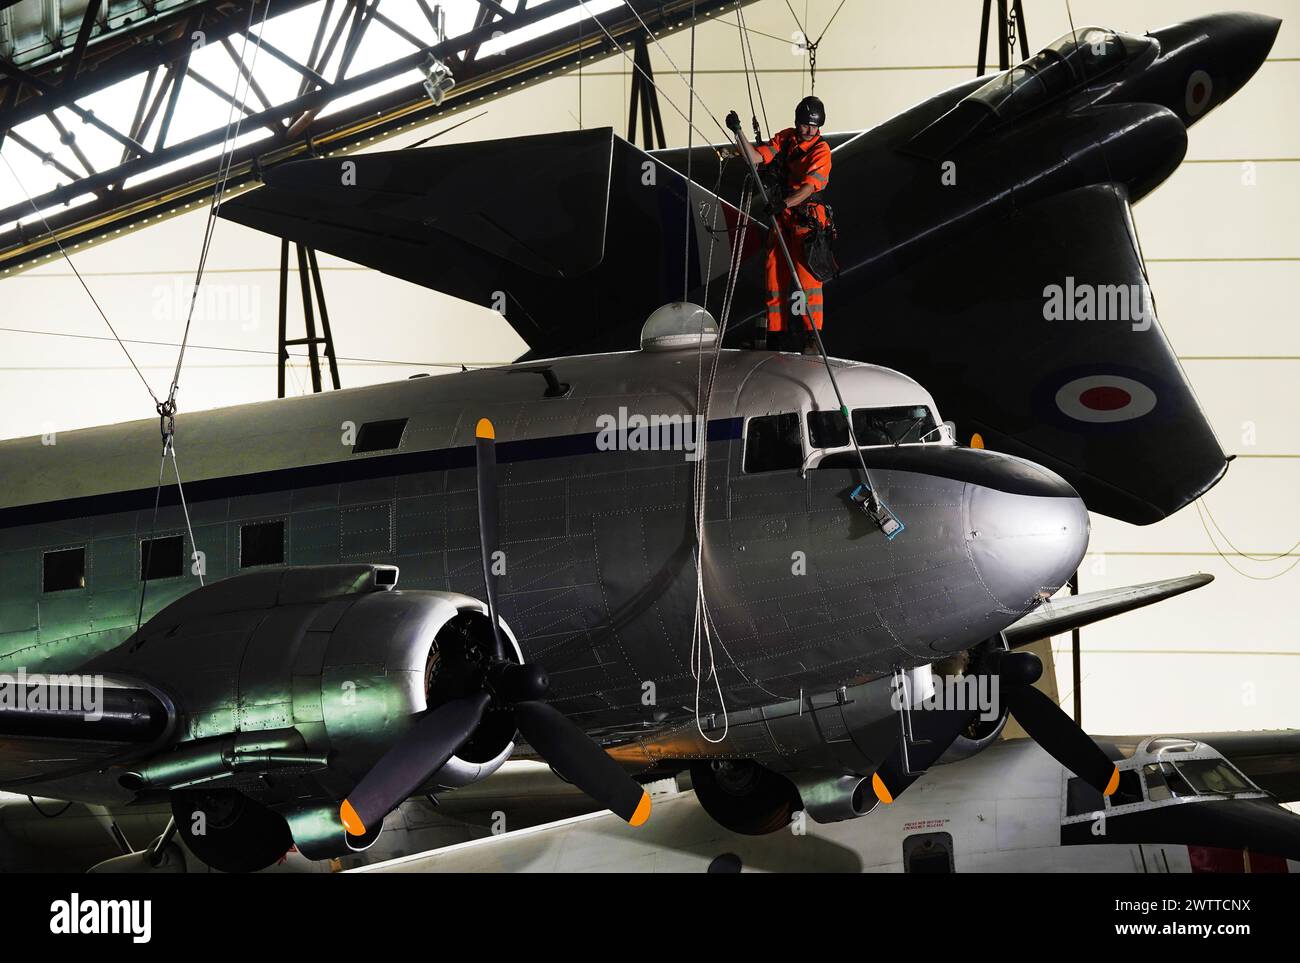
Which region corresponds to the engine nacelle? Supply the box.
[933,636,1011,766]
[100,564,524,862]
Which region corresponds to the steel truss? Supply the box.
[0,0,750,273]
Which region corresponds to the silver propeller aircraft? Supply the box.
[0,304,1197,872]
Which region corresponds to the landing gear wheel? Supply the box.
[170,788,293,873]
[690,760,801,836]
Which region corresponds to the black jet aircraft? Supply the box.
[221,11,1281,526]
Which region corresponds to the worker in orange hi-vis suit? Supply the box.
[728,96,831,354]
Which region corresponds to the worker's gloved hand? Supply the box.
[725,110,742,134]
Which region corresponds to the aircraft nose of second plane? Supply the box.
[964,462,1090,613]
[1151,12,1282,121]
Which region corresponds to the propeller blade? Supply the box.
[474,418,507,660]
[340,691,491,837]
[1004,684,1119,796]
[514,700,651,826]
[871,704,978,805]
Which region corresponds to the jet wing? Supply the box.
[221,128,758,355]
[846,182,1228,525]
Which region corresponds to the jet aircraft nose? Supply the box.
[1148,12,1281,123]
[964,458,1090,613]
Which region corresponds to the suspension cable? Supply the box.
[167,0,274,410]
[1195,499,1300,581]
[0,152,159,407]
[734,1,767,140]
[576,1,728,147]
[584,0,733,143]
[683,3,696,301]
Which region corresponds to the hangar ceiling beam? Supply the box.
[0,0,753,273]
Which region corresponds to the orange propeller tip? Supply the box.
[1103,766,1121,797]
[475,418,495,440]
[872,772,894,805]
[340,799,366,836]
[629,791,652,827]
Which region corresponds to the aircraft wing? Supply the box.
[847,182,1228,525]
[1004,573,1213,646]
[0,679,171,800]
[220,128,760,356]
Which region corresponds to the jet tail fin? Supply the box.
[220,128,763,355]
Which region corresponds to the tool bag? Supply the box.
[800,202,840,283]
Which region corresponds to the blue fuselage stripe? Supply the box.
[0,417,746,529]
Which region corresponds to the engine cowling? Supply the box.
[100,564,524,862]
[932,637,1011,765]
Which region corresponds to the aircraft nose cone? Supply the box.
[1151,12,1281,121]
[965,468,1089,613]
[1214,12,1282,99]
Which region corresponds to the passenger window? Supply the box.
[744,413,802,473]
[240,520,285,567]
[807,410,849,449]
[140,535,184,581]
[353,418,408,454]
[1066,776,1104,816]
[43,547,85,592]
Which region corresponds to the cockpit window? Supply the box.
[1175,760,1254,796]
[853,406,937,446]
[808,410,850,449]
[1046,27,1128,77]
[1144,760,1252,800]
[744,412,802,473]
[807,406,936,451]
[968,27,1129,119]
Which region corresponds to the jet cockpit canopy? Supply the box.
[968,28,1145,120]
[904,27,1151,159]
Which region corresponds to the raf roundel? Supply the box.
[1185,69,1214,117]
[1055,375,1157,424]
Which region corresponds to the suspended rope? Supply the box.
[26,796,73,818]
[784,0,848,94]
[687,169,801,743]
[167,0,275,412]
[683,3,696,301]
[734,1,768,140]
[595,0,736,143]
[1195,498,1300,581]
[576,1,728,147]
[0,153,159,407]
[132,6,271,631]
[689,180,752,744]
